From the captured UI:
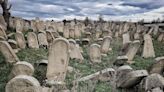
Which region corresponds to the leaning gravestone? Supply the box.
[142,34,155,58]
[38,32,48,48]
[10,61,34,78]
[0,41,19,63]
[126,40,140,61]
[69,39,84,62]
[46,38,70,82]
[6,75,40,92]
[15,32,26,49]
[27,32,39,49]
[101,36,112,54]
[89,44,101,63]
[46,30,55,45]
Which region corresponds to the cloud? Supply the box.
[7,0,164,21]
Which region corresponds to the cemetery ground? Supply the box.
[1,34,164,92]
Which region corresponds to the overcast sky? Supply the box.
[8,0,164,21]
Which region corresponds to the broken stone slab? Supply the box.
[139,74,164,92]
[76,68,115,82]
[0,41,19,63]
[6,75,40,92]
[114,55,128,66]
[10,61,34,79]
[149,57,164,75]
[117,70,148,88]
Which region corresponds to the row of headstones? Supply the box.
[115,64,164,92]
[114,33,155,65]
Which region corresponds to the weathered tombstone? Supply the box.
[142,34,155,58]
[74,25,81,38]
[117,70,148,88]
[15,19,23,32]
[126,40,140,61]
[153,25,159,36]
[63,25,69,38]
[89,44,101,63]
[69,39,84,62]
[10,61,34,78]
[38,32,48,49]
[149,57,164,75]
[139,74,164,92]
[15,32,26,49]
[46,30,55,45]
[122,32,130,45]
[6,75,40,92]
[101,36,112,54]
[27,32,39,49]
[0,41,19,63]
[46,38,70,82]
[69,29,75,38]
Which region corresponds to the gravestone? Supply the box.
[74,25,81,38]
[142,34,155,58]
[15,32,26,49]
[46,30,55,45]
[0,41,19,63]
[63,25,70,38]
[69,29,75,38]
[69,39,84,62]
[89,44,101,63]
[101,36,112,54]
[6,75,40,92]
[126,40,140,61]
[10,61,34,78]
[38,32,48,48]
[122,32,130,45]
[27,32,39,49]
[46,38,70,82]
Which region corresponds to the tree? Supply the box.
[0,0,12,29]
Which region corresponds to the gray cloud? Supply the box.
[7,0,164,21]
